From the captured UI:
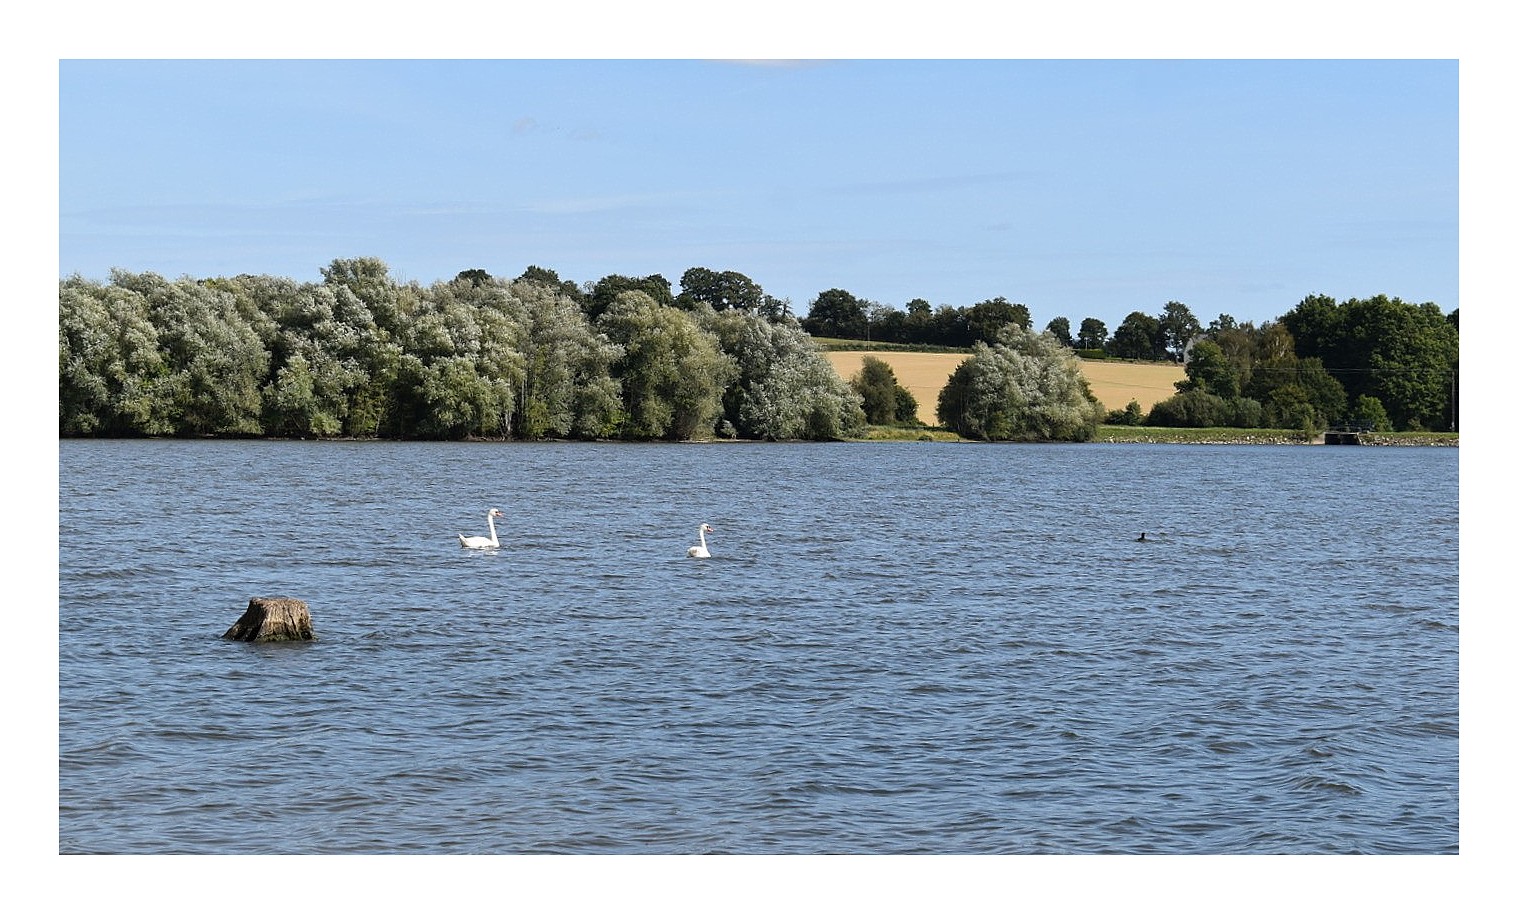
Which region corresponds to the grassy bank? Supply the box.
[1095,426,1459,446]
[844,425,1459,445]
[848,426,967,442]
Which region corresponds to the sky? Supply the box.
[57,58,1458,332]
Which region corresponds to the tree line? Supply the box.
[798,287,1207,361]
[1125,296,1458,433]
[58,258,1457,440]
[58,260,866,441]
[801,287,1458,433]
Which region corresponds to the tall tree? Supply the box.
[851,355,901,425]
[1281,293,1458,430]
[967,296,1031,344]
[1077,317,1108,351]
[597,291,734,440]
[756,294,794,323]
[587,273,674,320]
[509,280,622,439]
[1159,301,1202,361]
[801,288,868,340]
[58,275,175,436]
[699,307,864,440]
[321,257,405,332]
[1108,311,1165,361]
[516,265,585,305]
[1045,316,1073,347]
[111,270,270,436]
[676,267,764,312]
[1175,338,1240,398]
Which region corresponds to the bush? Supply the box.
[1104,399,1145,426]
[1346,395,1393,432]
[1222,397,1264,428]
[936,327,1101,441]
[1147,389,1225,428]
[893,386,920,425]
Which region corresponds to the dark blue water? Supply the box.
[57,440,1458,854]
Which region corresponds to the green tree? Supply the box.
[967,296,1031,344]
[870,305,910,344]
[1176,338,1240,398]
[1205,316,1258,391]
[700,307,864,440]
[756,294,794,323]
[516,265,585,305]
[1345,395,1392,432]
[1265,384,1322,434]
[1147,389,1228,428]
[378,276,521,438]
[321,257,406,333]
[257,282,387,437]
[902,298,933,344]
[851,355,911,425]
[1244,349,1345,431]
[510,280,622,439]
[587,273,674,320]
[1045,316,1073,347]
[1280,293,1458,431]
[1159,301,1202,361]
[263,352,340,437]
[1108,311,1165,361]
[802,288,868,340]
[676,267,764,312]
[936,326,1101,441]
[598,292,735,440]
[59,275,178,436]
[893,386,920,425]
[392,353,512,439]
[930,304,973,347]
[1294,357,1348,427]
[109,270,269,436]
[1077,317,1108,351]
[1278,293,1341,363]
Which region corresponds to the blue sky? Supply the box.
[58,58,1457,332]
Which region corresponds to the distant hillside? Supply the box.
[822,350,1185,425]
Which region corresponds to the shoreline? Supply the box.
[57,429,1460,447]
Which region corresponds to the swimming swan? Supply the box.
[459,508,505,549]
[687,523,714,558]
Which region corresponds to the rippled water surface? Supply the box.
[58,440,1458,853]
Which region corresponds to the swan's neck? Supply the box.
[487,513,499,545]
[698,527,707,548]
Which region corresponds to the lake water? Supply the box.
[57,439,1459,854]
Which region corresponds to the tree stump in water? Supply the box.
[223,597,315,643]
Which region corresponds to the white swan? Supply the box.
[687,523,714,558]
[459,508,505,549]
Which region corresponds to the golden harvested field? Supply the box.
[823,350,1185,425]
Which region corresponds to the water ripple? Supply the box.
[59,440,1458,854]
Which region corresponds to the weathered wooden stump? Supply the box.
[223,597,315,643]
